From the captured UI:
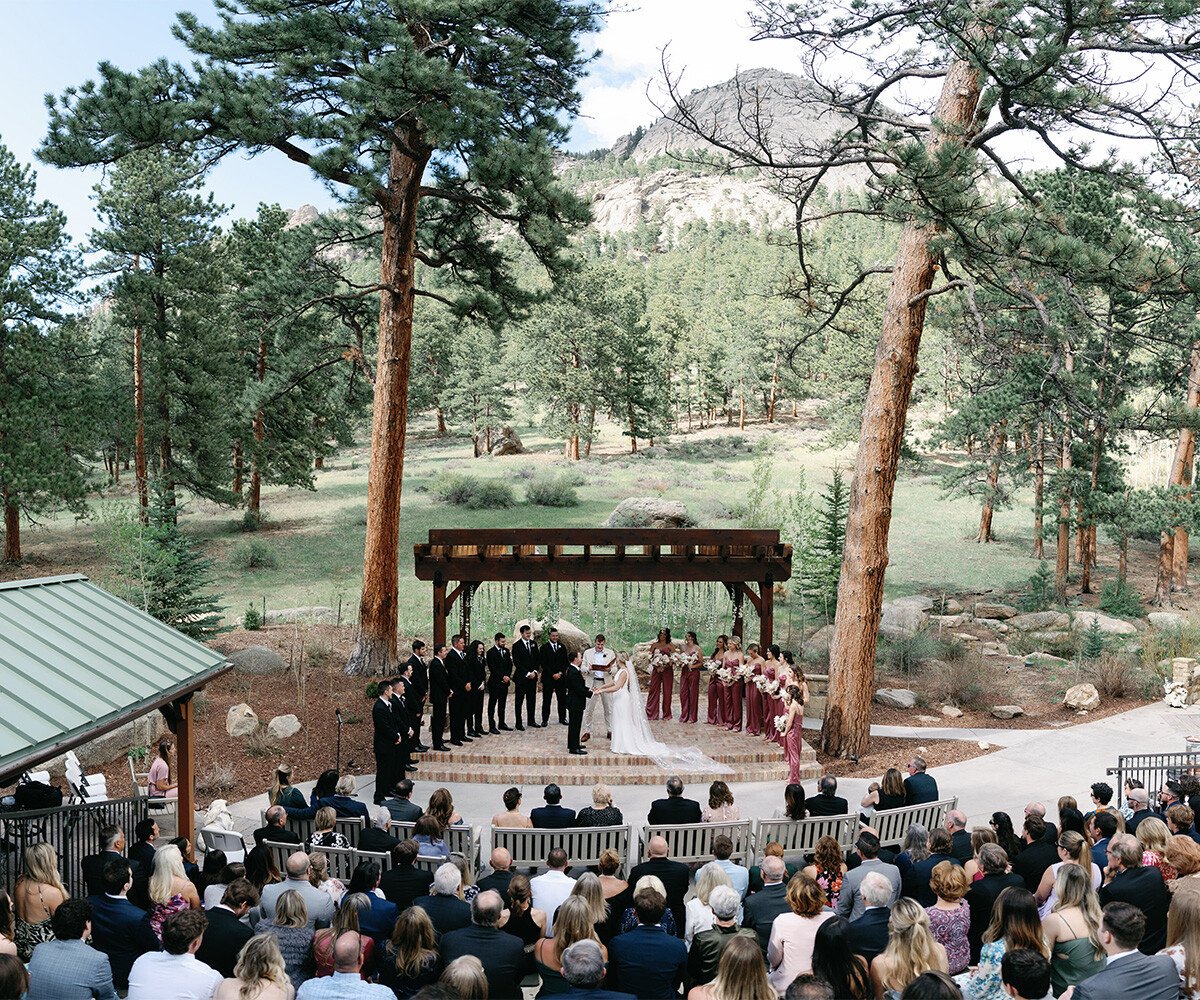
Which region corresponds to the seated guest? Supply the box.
[848,872,894,967]
[561,938,635,1000]
[687,885,755,988]
[702,781,741,823]
[439,955,488,1000]
[87,858,159,990]
[1091,811,1119,874]
[1137,818,1178,881]
[896,824,931,899]
[172,837,202,889]
[748,842,799,893]
[1070,902,1179,1000]
[595,850,630,941]
[14,842,67,961]
[306,807,350,853]
[686,863,734,947]
[989,814,1024,869]
[147,844,201,942]
[491,787,533,829]
[925,861,971,976]
[308,770,339,808]
[904,756,939,805]
[689,934,772,1000]
[378,906,440,998]
[775,782,807,822]
[563,873,610,943]
[381,840,435,910]
[259,853,335,930]
[767,875,833,994]
[532,848,577,936]
[1035,831,1101,915]
[709,835,749,900]
[577,784,624,828]
[25,898,119,1000]
[1088,782,1117,821]
[961,887,1046,1000]
[82,825,141,898]
[306,853,345,908]
[442,890,526,999]
[198,849,228,905]
[127,909,222,1000]
[297,930,394,999]
[869,898,948,998]
[312,896,376,980]
[413,864,471,939]
[262,890,315,991]
[359,807,401,854]
[802,836,848,912]
[1167,803,1200,843]
[319,775,370,820]
[647,776,703,825]
[1166,835,1200,898]
[147,739,179,799]
[412,815,449,861]
[836,832,901,921]
[382,778,423,824]
[946,811,972,862]
[608,889,686,999]
[501,874,546,956]
[426,788,464,830]
[246,847,283,893]
[812,915,872,1000]
[806,775,850,817]
[477,849,514,897]
[128,819,160,888]
[1025,803,1058,844]
[628,836,690,939]
[907,829,963,907]
[1042,864,1105,995]
[1161,881,1200,997]
[257,805,302,847]
[213,932,293,1000]
[619,875,679,937]
[1012,817,1057,894]
[1099,832,1171,954]
[862,768,908,822]
[269,762,309,811]
[344,863,397,943]
[967,844,1024,962]
[998,948,1052,1000]
[532,783,577,829]
[196,878,258,978]
[742,855,790,957]
[0,955,27,999]
[1126,788,1155,835]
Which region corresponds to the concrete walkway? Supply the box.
[218,700,1200,856]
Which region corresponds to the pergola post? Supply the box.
[760,576,774,651]
[175,695,194,849]
[432,573,447,650]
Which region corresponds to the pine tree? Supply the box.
[803,470,849,621]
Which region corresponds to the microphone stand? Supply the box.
[335,708,343,773]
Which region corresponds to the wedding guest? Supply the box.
[312,898,376,980]
[500,874,546,959]
[896,825,932,899]
[256,805,301,848]
[1041,864,1105,995]
[82,825,138,898]
[531,849,576,937]
[451,855,479,905]
[686,863,734,947]
[678,631,704,724]
[1063,902,1178,1000]
[492,787,533,828]
[703,781,740,823]
[476,850,514,898]
[777,783,807,822]
[863,769,908,825]
[807,776,849,817]
[802,836,848,912]
[262,890,316,991]
[301,931,393,998]
[382,779,423,824]
[925,862,971,976]
[706,636,728,728]
[147,844,200,942]
[577,785,623,827]
[648,777,703,825]
[629,837,690,938]
[0,956,27,1000]
[413,865,471,939]
[646,628,677,721]
[710,836,750,900]
[812,915,872,1000]
[561,939,634,999]
[196,878,257,978]
[379,906,440,998]
[13,843,67,961]
[767,875,833,993]
[909,830,964,907]
[427,788,464,830]
[307,807,350,853]
[147,739,179,799]
[307,853,346,907]
[1013,817,1058,894]
[990,813,1024,868]
[532,784,577,829]
[687,934,772,1000]
[1166,836,1200,900]
[904,757,939,806]
[961,887,1046,1000]
[848,873,895,969]
[259,854,335,930]
[412,815,449,861]
[748,842,799,893]
[1162,885,1200,1000]
[246,847,283,893]
[869,899,948,999]
[127,909,222,1000]
[1098,832,1171,953]
[998,949,1051,1000]
[1137,818,1178,881]
[343,863,397,942]
[439,955,488,1000]
[743,855,791,958]
[619,876,679,937]
[534,895,608,995]
[87,858,160,989]
[1036,831,1101,916]
[837,833,901,921]
[964,828,999,883]
[310,771,339,808]
[213,932,294,1000]
[380,841,434,910]
[607,889,686,999]
[323,775,370,821]
[24,898,118,1000]
[0,890,14,957]
[967,845,1024,962]
[686,885,756,989]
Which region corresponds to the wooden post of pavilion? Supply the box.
[459,583,477,640]
[432,573,447,649]
[174,695,195,849]
[759,575,774,652]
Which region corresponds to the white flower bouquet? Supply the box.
[774,714,788,734]
[650,651,672,673]
[675,651,699,670]
[753,675,768,693]
[766,680,781,698]
[707,659,722,676]
[739,661,756,683]
[717,666,734,685]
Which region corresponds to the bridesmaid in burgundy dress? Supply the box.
[645,628,676,721]
[722,638,744,732]
[744,643,764,737]
[781,683,806,783]
[706,635,728,726]
[677,631,703,723]
[762,646,783,745]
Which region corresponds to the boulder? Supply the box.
[1008,611,1070,632]
[974,602,1018,620]
[1029,630,1071,645]
[226,703,259,738]
[490,426,527,456]
[1064,683,1101,711]
[989,704,1025,719]
[514,618,591,655]
[915,715,942,724]
[1149,612,1187,630]
[264,606,335,625]
[976,618,1010,634]
[875,688,919,709]
[980,642,1009,657]
[229,645,287,675]
[879,599,928,640]
[805,624,834,656]
[941,704,964,718]
[1071,610,1138,636]
[893,595,935,612]
[604,497,693,529]
[930,614,965,627]
[267,714,302,740]
[943,598,964,615]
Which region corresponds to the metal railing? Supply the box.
[1106,752,1200,801]
[0,795,149,899]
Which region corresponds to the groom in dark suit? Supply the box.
[565,651,591,756]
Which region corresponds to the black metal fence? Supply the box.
[1106,751,1200,802]
[0,796,149,899]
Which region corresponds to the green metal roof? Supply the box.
[0,574,231,783]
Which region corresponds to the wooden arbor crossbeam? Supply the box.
[414,529,793,650]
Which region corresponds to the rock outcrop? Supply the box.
[604,498,693,528]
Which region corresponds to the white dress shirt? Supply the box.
[530,869,576,936]
[127,951,222,1000]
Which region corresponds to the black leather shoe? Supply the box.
[499,724,512,731]
[515,724,525,731]
[461,736,473,743]
[489,727,500,735]
[405,764,418,772]
[570,748,588,755]
[415,744,430,752]
[450,740,463,747]
[434,744,449,752]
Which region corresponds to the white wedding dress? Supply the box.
[609,666,731,773]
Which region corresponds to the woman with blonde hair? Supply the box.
[577,785,623,827]
[870,898,948,1000]
[452,854,478,903]
[619,874,678,936]
[13,843,66,961]
[1042,864,1104,996]
[148,843,201,941]
[1035,830,1101,917]
[925,861,971,975]
[686,862,735,946]
[1163,882,1200,999]
[963,827,998,883]
[767,874,833,994]
[962,887,1046,1000]
[441,954,488,999]
[312,893,375,978]
[535,895,606,996]
[566,873,608,932]
[306,853,345,906]
[379,905,440,997]
[306,807,349,852]
[703,781,740,823]
[213,932,294,1000]
[262,890,314,990]
[802,836,847,911]
[427,788,463,832]
[687,932,774,1000]
[1167,835,1200,898]
[1137,817,1178,880]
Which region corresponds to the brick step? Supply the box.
[426,745,811,769]
[409,758,821,786]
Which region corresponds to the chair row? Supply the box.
[268,810,482,871]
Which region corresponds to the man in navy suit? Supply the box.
[531,784,577,828]
[647,776,703,825]
[607,888,687,998]
[414,863,472,939]
[1098,833,1171,953]
[1090,811,1118,874]
[903,756,939,805]
[560,939,637,1000]
[1072,902,1179,1000]
[848,872,893,966]
[87,859,159,990]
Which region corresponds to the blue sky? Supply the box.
[0,1,805,241]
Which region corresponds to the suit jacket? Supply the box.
[373,696,401,753]
[447,648,471,696]
[949,829,973,862]
[560,990,637,1000]
[317,794,370,820]
[477,869,514,898]
[380,863,435,911]
[647,796,703,825]
[26,938,119,1000]
[742,882,790,956]
[441,925,526,999]
[259,877,335,929]
[389,691,413,738]
[836,858,901,920]
[565,664,590,711]
[630,857,691,938]
[1012,839,1059,893]
[607,924,687,999]
[1128,809,1155,835]
[966,872,1025,961]
[382,796,423,823]
[429,656,450,700]
[531,804,578,829]
[195,904,254,978]
[486,645,513,691]
[687,924,757,988]
[254,823,301,847]
[1073,950,1180,1000]
[414,893,472,938]
[86,894,159,988]
[1091,837,1110,874]
[406,653,428,703]
[903,772,940,805]
[358,894,399,943]
[1099,865,1171,953]
[513,638,540,684]
[358,827,401,854]
[805,794,851,817]
[82,850,146,899]
[540,640,570,683]
[903,852,963,906]
[848,906,891,966]
[128,841,157,878]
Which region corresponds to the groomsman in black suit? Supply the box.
[564,650,591,755]
[446,634,473,746]
[486,633,513,733]
[405,640,429,752]
[512,624,542,731]
[372,679,402,804]
[540,627,570,726]
[389,670,417,776]
[428,644,451,752]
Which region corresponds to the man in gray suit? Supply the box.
[255,852,335,928]
[742,856,790,956]
[1068,902,1179,1000]
[25,898,119,1000]
[835,831,901,921]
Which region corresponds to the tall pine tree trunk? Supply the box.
[232,441,243,495]
[821,51,985,760]
[977,421,1006,543]
[1032,417,1045,558]
[1171,343,1200,591]
[133,316,149,523]
[1174,437,1194,590]
[628,400,637,454]
[2,489,19,563]
[1055,430,1072,600]
[768,353,779,423]
[347,140,430,676]
[248,334,267,516]
[1080,426,1105,594]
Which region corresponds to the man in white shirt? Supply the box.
[581,634,616,741]
[127,909,222,1000]
[297,932,395,998]
[531,848,576,936]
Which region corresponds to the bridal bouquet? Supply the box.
[767,680,782,698]
[753,674,768,693]
[650,651,672,673]
[773,714,788,734]
[675,651,699,670]
[739,661,756,683]
[706,659,722,676]
[717,666,734,685]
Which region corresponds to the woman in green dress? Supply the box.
[1041,863,1106,996]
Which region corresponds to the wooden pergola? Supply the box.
[413,528,793,648]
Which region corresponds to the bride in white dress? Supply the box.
[597,656,730,773]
